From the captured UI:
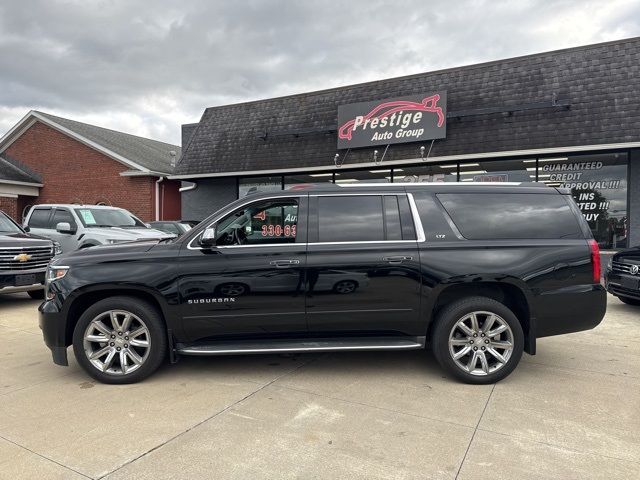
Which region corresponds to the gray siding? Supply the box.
[181,178,237,221]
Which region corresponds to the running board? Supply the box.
[176,336,426,356]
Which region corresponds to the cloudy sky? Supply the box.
[0,0,638,146]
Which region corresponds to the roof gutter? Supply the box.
[155,177,163,221]
[119,170,171,177]
[179,182,197,193]
[0,179,44,187]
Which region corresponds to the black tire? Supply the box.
[72,296,167,384]
[431,296,524,384]
[27,289,45,300]
[618,296,640,306]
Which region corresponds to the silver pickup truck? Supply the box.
[23,204,174,253]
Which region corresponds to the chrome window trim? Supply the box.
[338,182,524,187]
[308,240,416,246]
[187,191,426,250]
[309,193,406,197]
[407,193,426,242]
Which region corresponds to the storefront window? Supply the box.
[538,152,628,249]
[332,169,391,184]
[238,176,282,197]
[458,159,534,183]
[284,172,334,188]
[394,164,457,183]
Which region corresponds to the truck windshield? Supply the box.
[74,208,146,228]
[0,213,22,233]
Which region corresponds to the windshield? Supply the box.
[74,208,146,228]
[0,212,23,233]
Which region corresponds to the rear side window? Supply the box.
[28,208,52,228]
[437,193,582,240]
[318,196,384,242]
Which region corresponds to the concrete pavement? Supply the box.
[0,293,638,479]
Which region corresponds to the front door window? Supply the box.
[215,199,298,246]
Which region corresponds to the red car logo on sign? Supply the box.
[338,94,445,141]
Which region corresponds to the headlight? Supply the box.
[53,241,62,255]
[46,266,69,284]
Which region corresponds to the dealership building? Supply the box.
[174,37,640,249]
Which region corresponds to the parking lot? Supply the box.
[0,294,638,479]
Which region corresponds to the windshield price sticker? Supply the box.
[79,209,97,225]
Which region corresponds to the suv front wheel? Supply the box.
[432,296,524,384]
[72,296,167,384]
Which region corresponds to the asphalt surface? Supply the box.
[0,293,638,479]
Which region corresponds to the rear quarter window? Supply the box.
[437,193,583,240]
[27,208,52,228]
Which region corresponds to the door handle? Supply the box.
[383,256,413,264]
[269,259,300,268]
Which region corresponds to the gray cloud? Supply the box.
[0,0,638,144]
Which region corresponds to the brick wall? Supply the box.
[5,122,157,221]
[0,196,18,219]
[160,180,182,220]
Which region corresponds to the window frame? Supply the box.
[51,207,78,230]
[216,198,301,247]
[308,193,424,245]
[436,192,584,241]
[27,207,53,229]
[187,194,308,250]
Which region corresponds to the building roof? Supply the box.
[0,111,181,175]
[0,153,43,185]
[175,36,640,178]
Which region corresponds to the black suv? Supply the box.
[0,210,57,299]
[605,246,640,305]
[39,183,606,384]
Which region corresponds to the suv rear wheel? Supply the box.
[72,296,167,384]
[432,296,524,384]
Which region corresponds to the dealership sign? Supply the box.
[337,92,447,149]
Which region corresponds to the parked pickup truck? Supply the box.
[39,183,606,384]
[23,204,174,253]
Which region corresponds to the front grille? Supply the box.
[612,261,640,276]
[0,246,54,271]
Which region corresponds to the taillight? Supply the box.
[588,239,601,283]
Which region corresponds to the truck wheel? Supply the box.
[72,296,167,384]
[431,296,524,384]
[618,296,640,306]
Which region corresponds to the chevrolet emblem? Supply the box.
[13,253,32,263]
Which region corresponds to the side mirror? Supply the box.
[56,222,75,235]
[23,226,30,232]
[200,226,217,248]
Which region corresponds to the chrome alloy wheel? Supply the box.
[83,310,151,375]
[448,311,514,376]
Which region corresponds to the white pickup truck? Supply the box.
[23,204,174,253]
